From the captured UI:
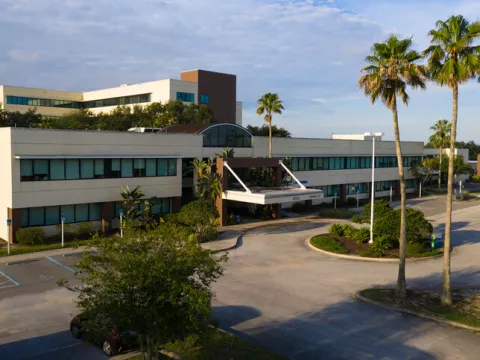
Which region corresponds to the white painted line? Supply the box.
[0,268,21,286]
[45,256,75,273]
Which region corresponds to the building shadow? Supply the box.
[431,221,480,246]
[212,305,262,328]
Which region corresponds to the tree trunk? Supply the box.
[438,146,442,189]
[268,116,273,158]
[442,84,458,306]
[392,100,407,300]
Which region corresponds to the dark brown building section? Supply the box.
[180,70,237,124]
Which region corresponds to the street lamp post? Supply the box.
[364,132,383,244]
[119,209,124,238]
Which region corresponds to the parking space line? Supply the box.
[45,256,75,273]
[0,268,21,287]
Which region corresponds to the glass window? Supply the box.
[162,198,170,213]
[89,203,101,221]
[218,126,227,147]
[121,159,133,177]
[226,126,236,147]
[81,159,94,179]
[298,158,305,171]
[168,159,177,176]
[199,95,209,104]
[235,128,244,147]
[20,160,34,181]
[34,160,49,180]
[157,159,168,176]
[151,202,162,215]
[75,204,89,222]
[133,159,146,177]
[50,160,65,180]
[65,159,80,179]
[21,209,29,227]
[176,92,195,102]
[29,207,45,227]
[45,206,59,225]
[94,159,104,178]
[61,205,75,224]
[146,159,156,177]
[210,126,219,147]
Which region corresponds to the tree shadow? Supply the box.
[212,305,262,328]
[431,221,480,246]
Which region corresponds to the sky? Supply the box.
[0,0,479,143]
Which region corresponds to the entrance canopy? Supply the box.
[223,187,323,205]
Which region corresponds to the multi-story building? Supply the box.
[0,124,424,242]
[0,69,242,125]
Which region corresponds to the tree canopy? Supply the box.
[246,124,291,138]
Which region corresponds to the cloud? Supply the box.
[0,0,478,142]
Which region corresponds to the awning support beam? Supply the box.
[279,160,306,189]
[223,161,252,194]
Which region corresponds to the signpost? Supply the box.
[6,219,11,255]
[119,209,124,238]
[419,181,422,198]
[389,184,393,203]
[356,188,360,208]
[334,191,337,209]
[61,214,65,247]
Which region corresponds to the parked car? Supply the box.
[70,313,138,356]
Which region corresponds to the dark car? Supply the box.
[70,313,138,356]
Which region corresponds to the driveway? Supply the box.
[212,207,480,359]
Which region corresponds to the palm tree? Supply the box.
[423,15,480,306]
[256,93,284,158]
[359,35,428,299]
[429,120,451,189]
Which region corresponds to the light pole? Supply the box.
[364,132,383,244]
[119,208,124,238]
[61,214,65,247]
[7,218,11,255]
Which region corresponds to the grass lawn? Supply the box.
[131,327,287,360]
[361,288,480,328]
[310,235,348,254]
[0,239,95,257]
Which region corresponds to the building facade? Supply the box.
[0,70,242,125]
[0,124,424,243]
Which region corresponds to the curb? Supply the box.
[5,258,42,266]
[353,290,480,333]
[0,247,88,265]
[306,236,445,263]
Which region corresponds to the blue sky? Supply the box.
[0,0,479,143]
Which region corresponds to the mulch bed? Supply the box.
[335,237,399,257]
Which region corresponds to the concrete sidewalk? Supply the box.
[0,246,88,265]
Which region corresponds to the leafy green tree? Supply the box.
[359,35,428,299]
[120,185,144,226]
[423,155,472,179]
[246,124,291,138]
[59,230,226,359]
[455,140,480,160]
[428,120,451,188]
[256,93,285,158]
[176,199,219,242]
[423,15,480,305]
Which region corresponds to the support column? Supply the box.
[171,197,182,213]
[394,180,401,201]
[340,184,347,201]
[8,208,21,244]
[101,202,113,234]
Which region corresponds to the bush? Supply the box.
[310,235,347,254]
[318,208,355,219]
[76,222,94,236]
[328,223,344,238]
[346,197,357,206]
[354,227,370,244]
[352,214,368,224]
[227,213,236,226]
[16,228,46,246]
[372,235,395,254]
[406,242,427,257]
[343,224,357,240]
[177,200,219,243]
[363,200,393,219]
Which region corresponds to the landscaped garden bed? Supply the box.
[359,288,480,330]
[310,200,442,259]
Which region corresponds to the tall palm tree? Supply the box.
[424,15,480,306]
[256,93,284,158]
[359,35,428,299]
[429,119,451,189]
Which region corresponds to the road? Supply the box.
[1,197,479,359]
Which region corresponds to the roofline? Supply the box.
[198,123,253,136]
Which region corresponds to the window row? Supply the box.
[7,96,83,109]
[113,198,171,218]
[20,158,177,182]
[291,156,422,172]
[6,94,151,110]
[21,203,101,228]
[405,179,417,189]
[346,183,369,195]
[309,185,340,197]
[199,94,210,104]
[83,94,151,108]
[202,125,252,148]
[176,92,195,102]
[375,181,394,191]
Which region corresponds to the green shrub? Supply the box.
[343,224,357,240]
[310,235,347,254]
[16,228,46,246]
[406,242,427,257]
[328,223,344,238]
[352,214,368,224]
[177,200,219,242]
[372,235,395,254]
[76,222,94,236]
[346,197,357,206]
[354,227,370,244]
[318,208,355,219]
[227,213,236,225]
[363,200,393,219]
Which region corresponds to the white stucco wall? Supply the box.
[0,129,13,240]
